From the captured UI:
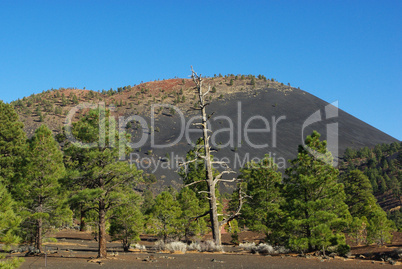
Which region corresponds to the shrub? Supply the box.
[165,242,187,253]
[187,241,223,252]
[199,240,223,252]
[337,244,351,257]
[155,240,165,251]
[255,244,274,254]
[239,242,256,251]
[155,240,187,253]
[239,242,289,254]
[133,243,146,251]
[188,242,202,252]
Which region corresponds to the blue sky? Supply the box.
[0,0,401,140]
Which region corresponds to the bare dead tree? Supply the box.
[179,66,246,246]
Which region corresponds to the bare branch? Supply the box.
[198,191,211,195]
[178,158,198,167]
[211,161,231,165]
[191,210,210,222]
[214,171,236,185]
[219,184,245,227]
[185,179,207,187]
[218,178,238,183]
[207,112,215,121]
[203,85,211,97]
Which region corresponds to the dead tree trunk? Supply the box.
[195,72,221,245]
[188,67,245,246]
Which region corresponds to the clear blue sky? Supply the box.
[0,0,401,140]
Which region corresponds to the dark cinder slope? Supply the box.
[127,86,398,191]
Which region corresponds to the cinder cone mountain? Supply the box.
[10,75,399,193]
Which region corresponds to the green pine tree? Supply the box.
[16,125,71,252]
[340,170,377,217]
[250,76,255,86]
[0,182,24,268]
[283,131,350,253]
[238,155,283,243]
[109,191,143,251]
[0,101,27,187]
[367,208,394,245]
[341,170,395,245]
[72,94,79,104]
[348,217,367,245]
[61,94,67,106]
[63,109,142,258]
[177,188,207,241]
[147,191,183,242]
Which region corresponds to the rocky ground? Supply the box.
[2,229,400,268]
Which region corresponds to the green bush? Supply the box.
[337,244,350,256]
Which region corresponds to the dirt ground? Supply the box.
[6,229,402,268]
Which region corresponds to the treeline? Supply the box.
[341,143,402,230]
[0,99,399,267]
[342,143,401,195]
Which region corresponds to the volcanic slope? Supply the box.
[11,76,399,191]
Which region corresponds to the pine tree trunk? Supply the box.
[36,197,43,252]
[36,218,42,252]
[123,238,129,252]
[80,208,86,231]
[98,200,107,258]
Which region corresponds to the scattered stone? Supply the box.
[160,256,175,260]
[392,248,402,259]
[343,253,352,258]
[143,255,157,262]
[88,258,103,264]
[25,248,40,256]
[389,259,396,265]
[211,259,224,263]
